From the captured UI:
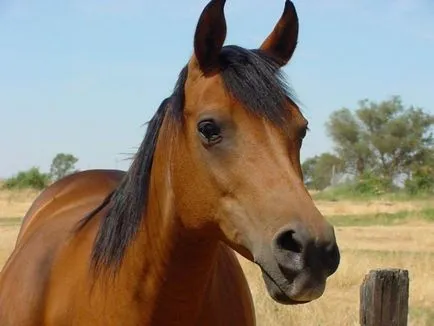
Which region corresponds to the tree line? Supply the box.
[302,96,434,195]
[3,96,433,196]
[2,153,78,190]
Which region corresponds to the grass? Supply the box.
[238,245,434,326]
[0,226,19,269]
[0,186,39,219]
[410,306,434,325]
[7,225,434,325]
[327,207,434,227]
[0,217,22,226]
[1,187,434,325]
[312,185,434,202]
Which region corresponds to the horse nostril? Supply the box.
[272,224,340,277]
[305,241,340,276]
[322,243,340,275]
[275,229,302,254]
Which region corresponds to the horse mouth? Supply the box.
[258,263,326,305]
[261,270,308,305]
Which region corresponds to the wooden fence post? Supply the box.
[360,269,409,326]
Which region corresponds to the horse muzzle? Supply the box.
[255,222,340,304]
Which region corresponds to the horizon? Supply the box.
[1,0,433,178]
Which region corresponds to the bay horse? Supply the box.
[0,1,340,325]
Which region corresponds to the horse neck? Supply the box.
[123,121,219,324]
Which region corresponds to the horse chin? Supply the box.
[259,264,326,305]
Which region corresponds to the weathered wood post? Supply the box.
[360,269,409,326]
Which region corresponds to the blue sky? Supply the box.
[0,0,433,178]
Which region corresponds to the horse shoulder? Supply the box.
[0,169,125,325]
[0,215,65,325]
[17,169,125,244]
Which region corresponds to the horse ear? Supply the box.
[193,0,227,73]
[259,0,299,67]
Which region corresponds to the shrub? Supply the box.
[3,167,51,190]
[405,167,434,195]
[353,172,394,196]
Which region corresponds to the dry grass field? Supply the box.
[1,188,433,325]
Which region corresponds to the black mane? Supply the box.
[79,45,298,273]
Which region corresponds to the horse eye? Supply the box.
[300,126,309,140]
[197,119,222,145]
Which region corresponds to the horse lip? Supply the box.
[259,266,310,305]
[254,255,328,304]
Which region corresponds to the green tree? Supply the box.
[3,167,50,190]
[326,108,372,175]
[326,96,434,180]
[302,153,344,190]
[50,153,79,181]
[405,149,434,194]
[405,166,434,195]
[301,156,318,188]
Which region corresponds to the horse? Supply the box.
[0,1,340,325]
